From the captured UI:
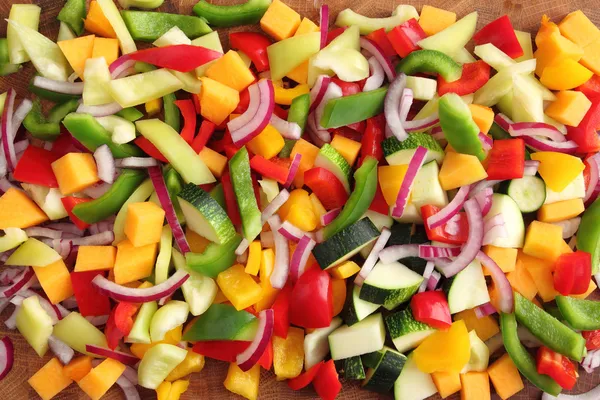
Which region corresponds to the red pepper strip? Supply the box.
[229,32,271,72]
[233,88,251,114]
[250,155,289,184]
[554,251,592,295]
[125,44,222,73]
[536,346,578,390]
[13,146,60,188]
[313,359,342,400]
[578,75,600,98]
[272,285,293,339]
[331,78,361,97]
[365,28,396,57]
[287,361,324,390]
[70,270,111,317]
[289,266,333,329]
[273,105,288,120]
[113,301,140,336]
[387,18,427,58]
[192,93,201,114]
[210,130,234,154]
[420,204,470,245]
[327,27,346,44]
[332,127,362,143]
[359,115,385,166]
[251,173,262,206]
[304,168,349,210]
[473,15,524,58]
[104,306,127,350]
[368,183,389,215]
[486,138,525,180]
[583,330,600,350]
[410,291,452,329]
[192,340,251,362]
[567,96,600,153]
[174,99,196,145]
[134,137,169,163]
[258,339,273,370]
[438,60,491,96]
[198,183,215,193]
[192,120,217,153]
[222,171,242,226]
[61,197,93,230]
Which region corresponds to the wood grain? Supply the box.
[1,0,599,399]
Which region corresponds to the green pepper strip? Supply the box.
[57,0,86,36]
[48,99,79,123]
[288,92,310,133]
[23,99,61,141]
[163,92,181,132]
[73,169,147,224]
[500,312,562,396]
[320,87,387,129]
[556,295,600,331]
[121,10,212,42]
[193,0,272,27]
[116,107,144,122]
[164,166,185,222]
[396,50,462,82]
[439,93,486,161]
[577,197,600,274]
[323,157,378,240]
[185,235,242,278]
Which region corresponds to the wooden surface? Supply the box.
[1,0,600,399]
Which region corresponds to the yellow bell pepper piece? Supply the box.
[167,380,190,400]
[224,363,260,400]
[438,152,488,190]
[166,350,205,381]
[130,326,182,359]
[244,240,262,276]
[418,5,456,36]
[329,260,361,279]
[217,264,263,310]
[523,220,566,262]
[378,165,409,206]
[290,139,320,187]
[273,326,305,379]
[256,248,279,311]
[145,97,163,116]
[278,189,313,219]
[274,82,310,105]
[285,204,318,232]
[533,32,583,77]
[454,309,499,342]
[530,151,585,192]
[260,0,301,41]
[246,124,285,159]
[540,58,593,90]
[331,279,346,316]
[309,193,327,228]
[545,90,592,127]
[558,10,600,48]
[331,135,362,166]
[413,320,470,373]
[156,381,172,400]
[468,104,494,134]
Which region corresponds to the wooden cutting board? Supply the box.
[1,0,599,398]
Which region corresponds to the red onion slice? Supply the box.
[4,306,19,329]
[0,267,35,298]
[109,57,136,77]
[426,270,441,291]
[115,67,137,79]
[12,99,33,139]
[115,157,159,169]
[431,126,445,142]
[312,81,342,142]
[523,160,540,176]
[307,112,332,144]
[355,227,392,286]
[360,38,396,81]
[384,73,408,141]
[427,185,470,229]
[86,345,139,365]
[13,140,29,154]
[309,76,332,113]
[229,83,262,133]
[494,113,513,131]
[85,315,109,326]
[474,302,497,318]
[404,114,440,132]
[470,179,502,198]
[392,146,427,217]
[68,231,114,246]
[523,136,578,154]
[260,189,290,224]
[399,88,413,122]
[48,335,74,365]
[319,5,329,49]
[289,235,316,284]
[378,244,419,264]
[2,89,17,172]
[92,269,189,302]
[77,102,123,117]
[478,133,493,150]
[0,336,14,381]
[483,213,507,245]
[93,145,116,184]
[278,220,314,243]
[476,251,513,313]
[236,309,274,371]
[32,76,84,94]
[418,261,435,293]
[268,216,289,289]
[508,122,566,143]
[230,80,274,146]
[24,227,62,239]
[363,56,385,92]
[0,268,21,286]
[472,187,493,217]
[270,114,301,140]
[53,239,73,260]
[82,182,113,199]
[284,153,302,189]
[320,208,341,226]
[116,375,141,400]
[149,166,190,254]
[419,245,461,259]
[45,223,85,237]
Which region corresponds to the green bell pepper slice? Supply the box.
[229,147,262,241]
[185,235,242,278]
[113,178,154,245]
[439,93,486,161]
[57,0,85,36]
[164,166,185,222]
[577,197,600,274]
[193,0,271,27]
[500,312,562,396]
[63,113,144,158]
[182,303,256,341]
[322,156,378,240]
[121,10,211,42]
[48,99,79,123]
[396,50,462,82]
[514,292,585,361]
[320,87,387,129]
[23,99,61,141]
[72,169,146,224]
[556,295,600,330]
[288,93,310,133]
[115,107,144,122]
[162,91,181,132]
[278,139,296,158]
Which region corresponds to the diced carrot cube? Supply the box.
[77,358,126,400]
[523,220,565,262]
[246,124,285,160]
[419,5,456,36]
[453,309,499,342]
[558,10,600,47]
[113,239,158,284]
[432,371,461,399]
[537,198,585,222]
[199,146,228,178]
[534,32,583,76]
[482,245,517,274]
[580,39,600,75]
[58,35,95,79]
[92,37,119,66]
[294,17,319,36]
[331,135,362,166]
[124,202,165,247]
[74,246,116,272]
[460,371,490,400]
[84,1,117,38]
[506,260,538,301]
[487,353,524,400]
[28,358,73,400]
[468,104,494,134]
[198,77,240,125]
[51,153,99,196]
[63,356,93,382]
[545,91,592,127]
[331,278,346,316]
[206,50,255,92]
[33,259,74,304]
[0,188,48,229]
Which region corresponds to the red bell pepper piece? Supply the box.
[473,15,524,58]
[387,18,427,58]
[229,32,271,72]
[271,285,293,339]
[258,339,273,370]
[191,120,217,153]
[70,271,111,317]
[410,291,452,329]
[304,168,349,210]
[536,346,578,390]
[104,307,126,350]
[126,44,222,72]
[134,137,169,163]
[13,146,60,188]
[567,96,600,153]
[327,27,346,44]
[249,155,289,184]
[365,28,396,57]
[333,127,362,143]
[61,196,93,230]
[113,301,140,336]
[287,361,324,390]
[221,171,242,226]
[273,105,288,120]
[359,115,385,165]
[192,93,201,114]
[582,330,600,350]
[486,139,525,180]
[192,340,251,362]
[174,99,197,144]
[331,78,361,97]
[233,88,251,114]
[438,60,491,96]
[51,132,84,158]
[421,204,469,245]
[553,251,592,295]
[289,266,333,329]
[368,182,389,215]
[313,359,342,400]
[577,75,600,98]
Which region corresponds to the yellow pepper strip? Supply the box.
[167,380,190,400]
[273,327,305,380]
[145,97,163,116]
[273,82,310,105]
[156,381,172,400]
[224,363,260,400]
[244,241,262,276]
[166,350,205,381]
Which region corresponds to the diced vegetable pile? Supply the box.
[2,0,600,399]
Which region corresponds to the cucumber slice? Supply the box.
[506,175,546,213]
[405,76,437,101]
[362,348,386,369]
[229,147,262,241]
[7,4,41,64]
[0,228,28,253]
[417,12,478,58]
[328,313,386,360]
[383,134,444,166]
[359,210,393,259]
[342,285,380,326]
[461,330,490,372]
[149,300,189,342]
[52,312,108,355]
[304,317,343,369]
[16,296,53,357]
[126,301,158,344]
[154,226,173,285]
[443,259,490,314]
[178,183,236,245]
[385,308,435,353]
[340,355,366,380]
[410,161,448,209]
[6,238,61,267]
[21,184,68,221]
[359,261,423,310]
[173,248,217,316]
[362,347,407,393]
[314,144,352,192]
[544,172,585,205]
[483,193,525,248]
[394,353,438,400]
[313,217,380,270]
[83,57,113,106]
[138,344,188,389]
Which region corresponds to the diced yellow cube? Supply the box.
[273,326,304,379]
[145,97,162,116]
[78,358,126,400]
[419,5,456,36]
[186,226,210,253]
[28,358,73,400]
[530,152,585,192]
[295,17,319,36]
[124,202,165,248]
[537,198,585,223]
[206,51,255,92]
[432,371,461,399]
[246,124,285,159]
[199,147,227,178]
[523,220,565,262]
[224,363,260,400]
[545,91,592,127]
[558,10,600,47]
[580,39,600,75]
[468,104,494,134]
[540,58,593,91]
[309,193,326,227]
[74,245,116,272]
[217,264,263,310]
[488,354,524,400]
[92,37,119,66]
[199,77,240,125]
[453,309,499,342]
[244,241,262,276]
[329,260,361,279]
[534,32,583,76]
[516,250,555,272]
[33,259,74,304]
[113,239,158,284]
[51,153,99,195]
[482,245,517,274]
[260,0,301,41]
[438,152,488,190]
[255,248,279,311]
[331,135,362,166]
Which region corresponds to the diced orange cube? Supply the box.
[287,61,309,84]
[124,202,165,247]
[453,309,499,342]
[113,239,158,284]
[526,263,558,302]
[379,164,409,206]
[438,152,487,190]
[217,264,263,311]
[28,358,73,400]
[199,147,228,178]
[206,51,255,92]
[0,188,48,229]
[534,32,583,76]
[199,77,240,125]
[432,371,461,399]
[77,358,126,400]
[487,353,524,400]
[580,39,600,75]
[33,259,74,304]
[331,135,362,166]
[63,356,93,382]
[58,35,95,80]
[523,220,565,262]
[516,250,555,272]
[482,245,517,274]
[246,124,285,159]
[84,1,117,38]
[540,58,593,90]
[52,153,99,195]
[545,91,592,127]
[329,260,361,279]
[460,371,490,400]
[537,198,585,222]
[419,5,456,36]
[536,15,560,47]
[331,278,346,316]
[260,0,301,41]
[186,226,210,254]
[558,10,600,47]
[468,104,494,134]
[290,139,320,187]
[92,37,119,66]
[506,260,538,301]
[74,245,116,272]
